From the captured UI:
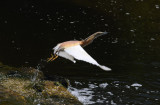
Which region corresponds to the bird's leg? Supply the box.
[51,54,58,61]
[50,51,59,61]
[47,54,54,62]
[47,53,58,62]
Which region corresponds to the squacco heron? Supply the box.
[47,32,111,71]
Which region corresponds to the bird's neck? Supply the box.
[81,33,97,47]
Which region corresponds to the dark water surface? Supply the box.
[0,0,160,104]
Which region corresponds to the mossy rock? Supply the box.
[0,85,27,105]
[1,78,36,97]
[0,62,82,105]
[42,81,81,104]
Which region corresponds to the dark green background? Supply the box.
[0,0,160,104]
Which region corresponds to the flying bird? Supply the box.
[47,32,111,71]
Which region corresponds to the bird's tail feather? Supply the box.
[99,65,111,71]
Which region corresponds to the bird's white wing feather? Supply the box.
[58,51,76,63]
[64,45,111,71]
[64,45,99,65]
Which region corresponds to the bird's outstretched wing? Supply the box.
[64,45,111,71]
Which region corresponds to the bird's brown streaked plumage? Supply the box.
[81,32,107,47]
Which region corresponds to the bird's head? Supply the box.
[53,44,61,54]
[93,31,108,36]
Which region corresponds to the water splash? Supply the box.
[31,59,47,82]
[68,86,95,105]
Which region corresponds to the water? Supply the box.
[67,70,160,104]
[43,61,160,104]
[59,62,160,104]
[0,0,160,104]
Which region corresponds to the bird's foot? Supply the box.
[47,54,54,62]
[51,54,58,61]
[47,54,58,62]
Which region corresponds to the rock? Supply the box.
[0,62,82,105]
[42,81,81,104]
[0,85,27,105]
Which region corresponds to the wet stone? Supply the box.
[0,62,82,105]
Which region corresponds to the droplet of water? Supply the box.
[138,16,142,18]
[70,21,75,24]
[130,30,135,32]
[155,5,159,9]
[99,83,108,88]
[4,20,8,23]
[131,83,142,87]
[101,19,104,21]
[150,37,155,41]
[11,40,15,43]
[125,12,130,15]
[107,92,113,95]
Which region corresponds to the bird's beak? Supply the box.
[47,54,58,62]
[101,32,108,35]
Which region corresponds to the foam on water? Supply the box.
[68,86,95,105]
[131,83,142,87]
[68,80,160,105]
[99,83,108,88]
